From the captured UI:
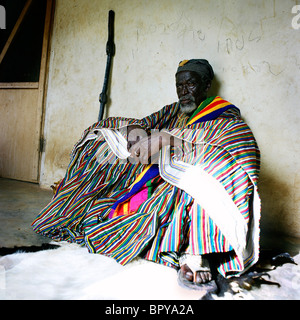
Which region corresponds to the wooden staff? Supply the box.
[98,10,115,121]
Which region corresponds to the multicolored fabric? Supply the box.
[32,96,261,278]
[107,96,239,220]
[188,96,239,124]
[108,166,161,219]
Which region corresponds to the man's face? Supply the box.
[176,71,207,114]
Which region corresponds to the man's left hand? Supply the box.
[129,131,173,164]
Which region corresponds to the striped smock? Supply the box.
[32,96,261,278]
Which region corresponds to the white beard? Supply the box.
[180,102,197,114]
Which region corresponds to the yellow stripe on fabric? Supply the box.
[129,165,151,190]
[123,202,129,215]
[187,101,231,125]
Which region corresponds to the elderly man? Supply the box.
[32,59,261,288]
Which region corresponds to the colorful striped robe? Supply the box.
[32,96,261,278]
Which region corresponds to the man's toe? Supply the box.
[196,271,212,284]
[181,264,193,282]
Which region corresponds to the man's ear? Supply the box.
[205,82,211,92]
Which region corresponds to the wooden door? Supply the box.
[0,0,54,182]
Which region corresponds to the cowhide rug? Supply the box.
[0,242,299,300]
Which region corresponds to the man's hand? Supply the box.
[129,131,176,164]
[126,125,148,151]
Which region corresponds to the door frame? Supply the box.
[0,0,55,183]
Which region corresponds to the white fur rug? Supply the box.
[0,242,205,300]
[0,242,299,300]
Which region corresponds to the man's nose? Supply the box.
[181,84,189,95]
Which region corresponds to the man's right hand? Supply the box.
[126,125,149,151]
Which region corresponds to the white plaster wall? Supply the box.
[40,0,300,237]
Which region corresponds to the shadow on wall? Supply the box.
[210,77,298,242]
[258,167,296,241]
[210,75,222,97]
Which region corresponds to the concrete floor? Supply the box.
[0,177,299,300]
[0,178,53,248]
[1,176,299,253]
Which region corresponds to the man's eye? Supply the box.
[188,82,195,87]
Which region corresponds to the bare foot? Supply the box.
[180,264,212,284]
